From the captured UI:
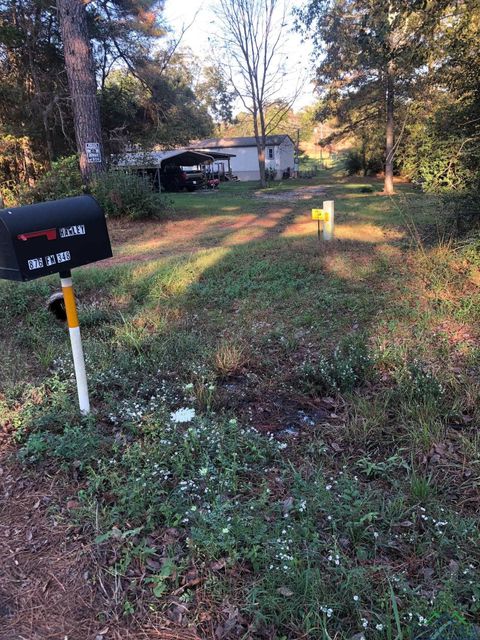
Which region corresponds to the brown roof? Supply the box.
[190,135,294,149]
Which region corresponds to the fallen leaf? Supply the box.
[282,497,294,515]
[210,558,227,571]
[162,527,180,545]
[166,601,188,625]
[449,560,459,575]
[146,558,162,572]
[277,586,293,597]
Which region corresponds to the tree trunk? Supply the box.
[57,0,105,183]
[361,136,367,176]
[252,112,266,187]
[257,144,266,187]
[42,106,55,165]
[22,137,36,187]
[258,108,268,188]
[384,62,395,195]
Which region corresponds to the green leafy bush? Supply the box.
[18,155,83,204]
[395,360,444,405]
[399,101,480,194]
[91,170,167,219]
[87,415,279,531]
[344,150,364,176]
[17,155,167,219]
[440,192,480,237]
[19,423,104,467]
[344,150,383,177]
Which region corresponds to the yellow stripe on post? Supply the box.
[61,280,79,329]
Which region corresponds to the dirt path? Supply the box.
[254,184,327,201]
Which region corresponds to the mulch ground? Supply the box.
[0,446,204,640]
[0,447,101,639]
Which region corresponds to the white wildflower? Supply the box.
[170,407,196,423]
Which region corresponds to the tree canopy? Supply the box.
[0,0,214,193]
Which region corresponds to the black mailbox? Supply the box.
[0,195,112,281]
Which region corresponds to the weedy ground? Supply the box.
[0,172,479,640]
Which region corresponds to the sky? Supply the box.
[162,0,317,112]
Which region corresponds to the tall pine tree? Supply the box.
[298,0,448,194]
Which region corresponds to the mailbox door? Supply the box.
[0,217,21,281]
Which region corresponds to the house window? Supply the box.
[267,148,274,159]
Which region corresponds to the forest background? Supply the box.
[0,0,479,204]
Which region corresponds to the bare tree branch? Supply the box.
[214,0,303,186]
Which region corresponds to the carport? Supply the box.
[114,149,218,192]
[197,150,236,180]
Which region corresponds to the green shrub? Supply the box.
[395,360,444,405]
[19,423,104,467]
[16,155,167,220]
[344,150,364,176]
[86,414,280,532]
[91,170,167,219]
[440,192,480,237]
[344,150,383,177]
[11,377,77,440]
[18,155,83,204]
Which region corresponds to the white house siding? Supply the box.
[191,136,296,181]
[232,141,294,180]
[257,142,295,179]
[205,146,261,181]
[278,139,295,175]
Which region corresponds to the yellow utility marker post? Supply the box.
[60,270,90,415]
[311,208,326,241]
[312,200,335,241]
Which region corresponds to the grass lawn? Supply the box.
[0,174,479,640]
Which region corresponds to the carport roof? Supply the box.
[114,149,219,168]
[186,149,236,160]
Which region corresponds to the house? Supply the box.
[190,135,296,181]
